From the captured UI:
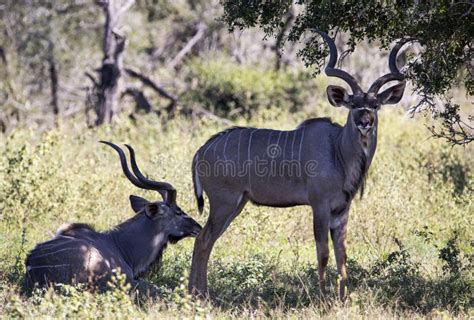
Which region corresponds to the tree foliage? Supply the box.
[222,0,473,145]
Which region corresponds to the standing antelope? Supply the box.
[189,31,409,300]
[25,142,202,290]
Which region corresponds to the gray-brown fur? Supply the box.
[189,31,410,300]
[25,143,202,290]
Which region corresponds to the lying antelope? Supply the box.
[25,142,202,291]
[189,31,410,300]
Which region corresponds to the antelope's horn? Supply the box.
[124,144,176,204]
[314,29,363,95]
[368,38,414,94]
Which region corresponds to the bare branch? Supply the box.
[85,71,99,87]
[192,105,233,125]
[168,23,207,69]
[62,105,86,118]
[409,92,474,146]
[124,67,178,102]
[122,87,153,114]
[116,0,135,19]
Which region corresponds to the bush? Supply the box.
[184,56,318,117]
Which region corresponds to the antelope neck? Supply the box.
[110,216,167,277]
[336,112,378,200]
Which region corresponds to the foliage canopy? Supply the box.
[222,0,474,145]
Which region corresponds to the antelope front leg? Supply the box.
[312,202,330,297]
[331,221,349,301]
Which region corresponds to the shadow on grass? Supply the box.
[150,239,472,314]
[9,235,471,315]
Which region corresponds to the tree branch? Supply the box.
[85,71,99,87]
[124,67,178,102]
[168,23,207,69]
[116,0,135,19]
[122,87,153,114]
[192,105,233,125]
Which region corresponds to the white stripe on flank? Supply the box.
[202,134,220,158]
[267,131,278,181]
[275,131,283,151]
[271,131,283,180]
[28,247,82,260]
[248,129,257,189]
[237,130,243,171]
[282,131,288,160]
[26,264,71,270]
[298,126,306,163]
[291,130,297,160]
[213,133,226,159]
[33,239,75,250]
[266,130,274,151]
[223,130,232,161]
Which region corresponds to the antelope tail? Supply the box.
[192,153,204,214]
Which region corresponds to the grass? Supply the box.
[0,104,472,318]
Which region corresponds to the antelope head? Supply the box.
[101,141,202,243]
[316,31,410,136]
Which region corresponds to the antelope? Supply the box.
[25,142,202,291]
[188,31,410,300]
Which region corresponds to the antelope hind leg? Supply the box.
[188,192,247,297]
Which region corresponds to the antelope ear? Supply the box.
[326,85,351,108]
[129,195,149,214]
[144,203,166,219]
[377,82,406,105]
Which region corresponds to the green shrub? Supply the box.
[184,56,318,117]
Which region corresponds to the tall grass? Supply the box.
[0,105,472,318]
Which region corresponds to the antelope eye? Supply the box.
[157,204,168,216]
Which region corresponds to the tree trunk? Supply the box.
[95,0,134,126]
[273,5,295,71]
[48,54,59,124]
[95,34,125,125]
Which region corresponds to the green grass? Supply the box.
[0,105,472,318]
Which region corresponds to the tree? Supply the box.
[0,0,101,130]
[221,0,473,145]
[93,0,134,125]
[86,0,180,125]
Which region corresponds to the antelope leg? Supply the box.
[189,192,247,297]
[312,202,330,297]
